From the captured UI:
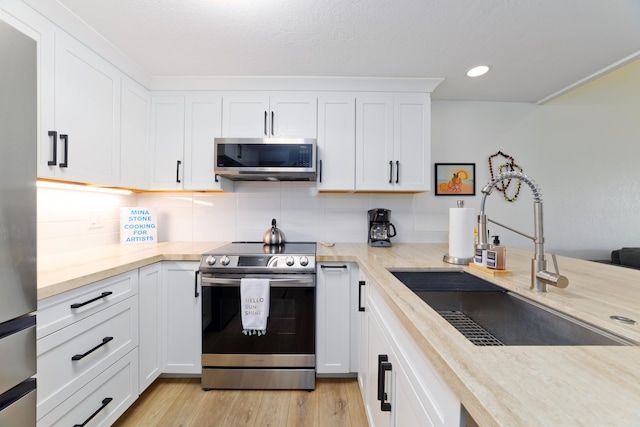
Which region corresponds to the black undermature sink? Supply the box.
[390,270,635,346]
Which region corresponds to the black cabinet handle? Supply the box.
[271,111,275,136]
[215,174,219,183]
[47,131,57,166]
[388,161,393,184]
[319,159,323,183]
[71,336,113,361]
[320,264,348,269]
[59,134,68,168]
[70,291,112,309]
[176,160,182,183]
[395,160,399,184]
[358,280,365,312]
[378,354,392,412]
[380,360,392,412]
[195,270,200,298]
[377,354,389,401]
[73,397,113,427]
[264,111,268,135]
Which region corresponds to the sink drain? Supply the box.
[610,315,636,325]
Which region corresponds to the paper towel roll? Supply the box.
[448,207,475,258]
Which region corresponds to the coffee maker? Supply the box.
[368,208,397,247]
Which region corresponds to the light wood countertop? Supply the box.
[38,242,640,425]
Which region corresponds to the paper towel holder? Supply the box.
[443,200,474,265]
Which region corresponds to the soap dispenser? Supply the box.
[487,236,506,270]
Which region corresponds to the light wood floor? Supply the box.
[114,377,369,427]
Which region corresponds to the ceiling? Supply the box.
[57,0,640,103]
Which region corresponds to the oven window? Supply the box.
[202,286,315,355]
[216,143,314,168]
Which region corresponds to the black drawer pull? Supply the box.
[73,397,113,427]
[70,291,113,309]
[47,131,57,165]
[377,354,388,401]
[59,134,68,168]
[71,336,113,361]
[358,280,366,312]
[195,270,200,298]
[380,360,392,411]
[264,111,268,135]
[320,264,348,269]
[271,111,275,136]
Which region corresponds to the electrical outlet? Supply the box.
[88,212,103,229]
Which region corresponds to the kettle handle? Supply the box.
[272,218,277,229]
[388,223,397,238]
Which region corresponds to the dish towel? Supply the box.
[240,278,270,336]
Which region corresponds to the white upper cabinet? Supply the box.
[149,94,232,191]
[149,96,185,190]
[120,77,150,189]
[355,93,430,192]
[42,29,122,185]
[317,95,356,191]
[183,94,227,190]
[222,93,317,138]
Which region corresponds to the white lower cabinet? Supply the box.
[161,261,202,374]
[316,263,350,374]
[316,262,362,375]
[138,263,162,393]
[37,349,138,427]
[36,271,139,425]
[362,282,461,427]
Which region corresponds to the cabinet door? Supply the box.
[366,308,393,427]
[53,30,121,185]
[149,96,185,189]
[270,94,317,138]
[316,263,351,375]
[355,95,394,191]
[161,262,201,374]
[120,77,150,189]
[138,263,162,393]
[222,94,270,137]
[317,95,356,191]
[222,93,317,138]
[183,94,227,190]
[393,94,430,191]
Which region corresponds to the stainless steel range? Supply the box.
[199,242,316,390]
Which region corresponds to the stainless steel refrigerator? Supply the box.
[0,18,37,426]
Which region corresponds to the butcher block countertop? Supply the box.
[38,242,640,426]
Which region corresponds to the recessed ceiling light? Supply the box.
[466,65,490,77]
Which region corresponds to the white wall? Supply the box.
[37,59,640,260]
[429,59,640,260]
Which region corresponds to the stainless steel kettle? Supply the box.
[263,218,286,245]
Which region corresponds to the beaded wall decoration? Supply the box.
[487,150,523,203]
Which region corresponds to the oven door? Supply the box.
[201,274,315,368]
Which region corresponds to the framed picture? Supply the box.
[434,163,476,196]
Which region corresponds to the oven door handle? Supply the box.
[200,275,315,287]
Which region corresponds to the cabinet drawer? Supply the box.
[37,298,138,418]
[37,270,138,339]
[37,349,138,427]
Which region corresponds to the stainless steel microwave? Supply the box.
[214,138,317,181]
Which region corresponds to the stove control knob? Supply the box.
[300,256,309,266]
[285,256,295,266]
[205,256,216,266]
[220,256,230,266]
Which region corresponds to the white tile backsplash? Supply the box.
[37,183,447,257]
